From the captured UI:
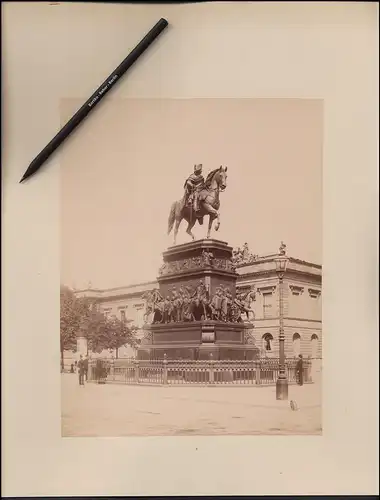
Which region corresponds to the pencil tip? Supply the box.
[19,174,27,184]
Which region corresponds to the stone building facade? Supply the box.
[235,253,322,359]
[73,247,322,360]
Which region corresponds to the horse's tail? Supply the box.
[167,201,177,235]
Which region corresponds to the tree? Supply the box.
[60,285,139,364]
[105,315,137,358]
[60,285,83,370]
[82,303,110,354]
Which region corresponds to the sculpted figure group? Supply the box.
[232,242,287,266]
[232,242,259,266]
[142,281,256,325]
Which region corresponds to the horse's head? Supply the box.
[216,165,228,191]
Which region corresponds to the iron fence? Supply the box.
[88,358,312,387]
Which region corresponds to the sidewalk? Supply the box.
[61,374,322,437]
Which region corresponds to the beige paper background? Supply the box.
[2,1,379,496]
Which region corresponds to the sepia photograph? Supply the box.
[3,2,377,496]
[60,97,323,437]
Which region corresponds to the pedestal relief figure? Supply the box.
[234,286,256,321]
[202,249,214,266]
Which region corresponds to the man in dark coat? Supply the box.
[296,354,304,386]
[83,355,89,382]
[78,355,85,387]
[191,297,204,321]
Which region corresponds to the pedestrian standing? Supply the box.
[296,354,304,386]
[78,355,85,387]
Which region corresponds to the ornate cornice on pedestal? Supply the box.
[289,285,304,295]
[158,255,236,277]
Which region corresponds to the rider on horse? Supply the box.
[184,164,205,214]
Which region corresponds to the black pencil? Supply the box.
[20,18,169,183]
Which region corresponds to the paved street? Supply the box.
[61,374,322,437]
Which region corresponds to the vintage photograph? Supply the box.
[60,98,323,436]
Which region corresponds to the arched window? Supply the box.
[311,334,319,358]
[292,333,301,356]
[262,333,273,352]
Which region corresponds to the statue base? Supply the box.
[137,321,259,361]
[137,239,259,361]
[157,238,238,299]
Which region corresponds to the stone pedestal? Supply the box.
[158,239,238,299]
[138,320,258,360]
[137,239,259,361]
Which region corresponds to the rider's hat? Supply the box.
[194,164,202,173]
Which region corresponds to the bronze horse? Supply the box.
[167,166,228,245]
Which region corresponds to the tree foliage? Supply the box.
[105,315,138,358]
[60,285,137,360]
[60,285,82,353]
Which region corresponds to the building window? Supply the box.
[258,286,275,319]
[262,333,273,352]
[311,334,319,358]
[289,285,304,296]
[120,309,126,322]
[292,333,301,356]
[103,309,111,319]
[262,292,273,318]
[308,288,321,299]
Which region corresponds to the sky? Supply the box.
[60,98,322,290]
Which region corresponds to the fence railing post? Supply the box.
[134,359,139,384]
[163,354,168,385]
[209,354,214,384]
[255,360,261,385]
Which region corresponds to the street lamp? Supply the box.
[275,252,289,400]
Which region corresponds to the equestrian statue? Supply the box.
[167,164,228,245]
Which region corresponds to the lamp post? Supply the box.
[275,252,289,400]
